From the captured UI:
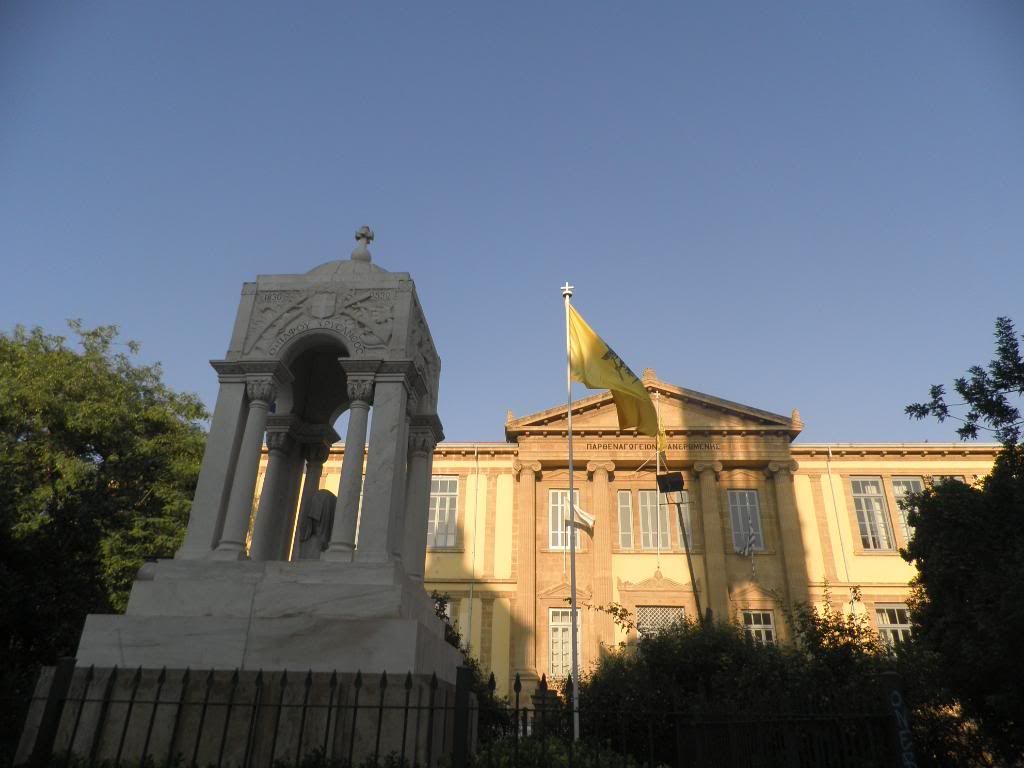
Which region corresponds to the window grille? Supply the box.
[636,605,685,637]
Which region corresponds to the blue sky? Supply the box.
[2,2,1022,443]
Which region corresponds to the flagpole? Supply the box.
[561,281,581,742]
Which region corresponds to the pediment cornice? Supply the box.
[505,375,799,442]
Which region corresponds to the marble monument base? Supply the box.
[74,560,463,683]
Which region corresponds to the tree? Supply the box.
[905,316,1024,763]
[0,322,206,764]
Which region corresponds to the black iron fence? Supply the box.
[474,672,913,768]
[17,662,468,768]
[17,662,913,768]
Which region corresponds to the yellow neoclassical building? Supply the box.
[256,371,997,698]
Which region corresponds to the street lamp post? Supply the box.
[656,472,705,625]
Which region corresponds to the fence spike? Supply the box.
[255,669,263,686]
[133,665,142,683]
[281,669,288,686]
[354,670,363,689]
[513,673,522,694]
[430,672,438,690]
[405,671,413,690]
[488,672,496,694]
[305,669,313,687]
[329,670,338,689]
[539,674,548,693]
[380,670,388,689]
[157,666,166,684]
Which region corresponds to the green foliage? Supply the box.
[0,322,207,765]
[900,448,1024,764]
[907,316,1024,446]
[904,316,1024,764]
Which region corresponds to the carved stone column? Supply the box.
[290,442,331,560]
[355,363,414,564]
[249,430,295,561]
[388,399,415,560]
[694,461,728,621]
[766,460,805,604]
[214,377,278,558]
[324,374,375,561]
[402,421,440,581]
[177,366,248,559]
[588,461,615,653]
[512,460,541,680]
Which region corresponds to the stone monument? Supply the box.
[17,229,464,766]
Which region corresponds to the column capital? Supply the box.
[211,359,293,385]
[303,442,331,464]
[513,460,542,479]
[246,376,278,405]
[408,426,437,458]
[411,413,445,444]
[764,460,799,479]
[265,430,293,454]
[586,461,615,477]
[346,375,376,406]
[693,461,723,477]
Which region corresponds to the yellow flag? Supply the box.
[567,304,658,436]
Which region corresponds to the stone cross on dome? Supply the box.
[351,225,374,262]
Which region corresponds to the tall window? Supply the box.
[548,489,580,550]
[742,610,776,645]
[876,605,912,648]
[638,490,670,550]
[548,608,580,679]
[426,476,459,548]
[728,490,764,553]
[851,477,894,550]
[636,605,685,638]
[617,490,633,549]
[892,476,924,542]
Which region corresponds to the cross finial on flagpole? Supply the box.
[561,282,574,299]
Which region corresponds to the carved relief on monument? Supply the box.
[407,298,440,395]
[243,287,397,358]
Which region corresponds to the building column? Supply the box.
[587,461,615,655]
[354,365,413,564]
[248,431,295,561]
[512,460,541,682]
[403,421,440,581]
[214,377,278,559]
[176,372,248,558]
[323,375,375,561]
[290,443,331,560]
[695,461,728,622]
[766,460,805,604]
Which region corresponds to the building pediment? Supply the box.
[618,569,691,593]
[505,371,801,441]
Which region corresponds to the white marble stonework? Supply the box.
[73,228,457,681]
